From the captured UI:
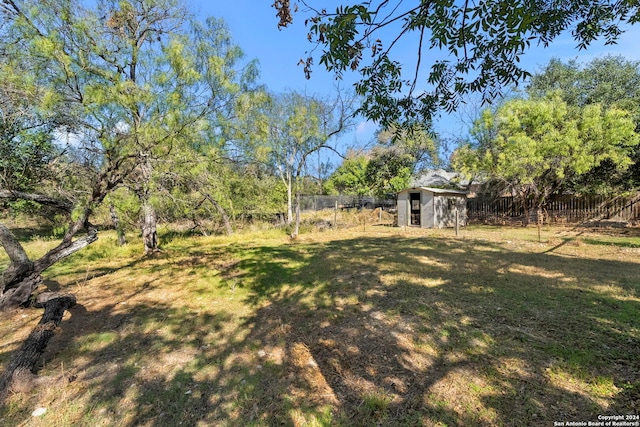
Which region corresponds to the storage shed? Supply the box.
[397,187,468,228]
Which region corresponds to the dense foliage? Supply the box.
[526,55,640,193]
[0,0,346,309]
[274,0,640,126]
[453,94,640,224]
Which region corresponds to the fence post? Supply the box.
[455,208,459,237]
[537,208,542,243]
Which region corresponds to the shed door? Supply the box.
[410,193,421,226]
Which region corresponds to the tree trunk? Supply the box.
[0,223,35,306]
[0,292,76,398]
[109,204,126,246]
[203,194,233,235]
[0,271,42,313]
[522,205,530,227]
[1,222,97,311]
[136,153,158,255]
[537,208,543,243]
[286,175,293,225]
[141,199,158,255]
[292,191,301,238]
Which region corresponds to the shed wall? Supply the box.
[397,191,409,227]
[422,190,435,227]
[434,195,467,227]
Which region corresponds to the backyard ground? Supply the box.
[0,222,639,426]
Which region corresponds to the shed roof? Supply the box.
[410,169,470,188]
[398,187,468,196]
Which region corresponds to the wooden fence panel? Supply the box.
[467,193,640,224]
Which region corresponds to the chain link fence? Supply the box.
[300,195,397,212]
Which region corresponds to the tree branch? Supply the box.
[0,223,30,265]
[0,190,72,212]
[33,229,98,273]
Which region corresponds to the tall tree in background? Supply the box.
[528,56,640,116]
[365,146,414,198]
[366,123,438,197]
[273,1,639,126]
[527,55,640,193]
[241,90,354,237]
[324,122,439,197]
[375,123,440,173]
[323,153,369,196]
[453,94,640,225]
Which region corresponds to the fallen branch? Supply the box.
[0,292,77,400]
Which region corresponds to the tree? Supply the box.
[3,0,255,255]
[324,153,369,196]
[366,122,439,197]
[0,0,257,393]
[0,0,129,311]
[274,1,640,126]
[133,16,261,239]
[375,123,440,173]
[527,55,640,193]
[324,121,439,197]
[0,0,250,310]
[528,56,640,116]
[241,90,354,237]
[365,145,413,198]
[453,94,640,225]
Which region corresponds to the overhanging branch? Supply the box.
[0,190,72,213]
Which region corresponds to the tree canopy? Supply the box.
[0,0,262,308]
[234,89,354,236]
[274,1,640,126]
[323,153,369,196]
[527,55,640,121]
[526,55,640,192]
[453,94,640,224]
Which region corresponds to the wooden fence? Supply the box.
[467,193,640,224]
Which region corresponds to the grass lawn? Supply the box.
[0,223,639,426]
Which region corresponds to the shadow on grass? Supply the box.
[581,238,640,248]
[1,232,639,426]
[231,237,639,425]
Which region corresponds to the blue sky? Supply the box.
[191,1,640,167]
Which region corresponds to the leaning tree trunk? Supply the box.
[203,193,233,236]
[0,222,97,311]
[0,292,76,398]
